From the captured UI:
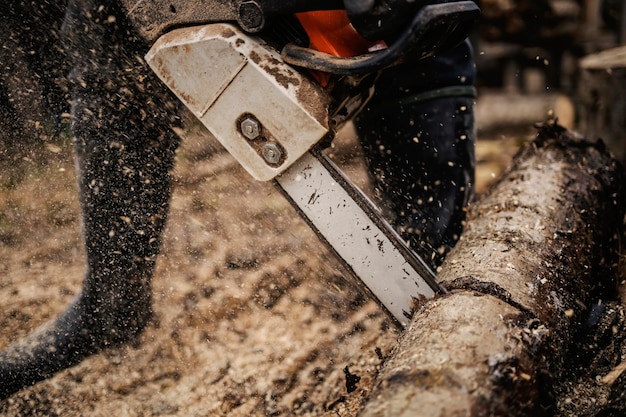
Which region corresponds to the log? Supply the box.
[359,123,625,416]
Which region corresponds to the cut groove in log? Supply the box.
[359,122,625,416]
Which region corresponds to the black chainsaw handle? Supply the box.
[123,0,472,46]
[281,1,481,75]
[235,0,447,41]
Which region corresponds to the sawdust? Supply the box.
[1,96,605,416]
[0,126,401,417]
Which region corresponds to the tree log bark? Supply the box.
[359,123,625,416]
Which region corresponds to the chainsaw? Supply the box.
[121,0,480,326]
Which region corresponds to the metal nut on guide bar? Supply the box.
[240,117,261,140]
[262,143,282,164]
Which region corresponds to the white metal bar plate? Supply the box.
[276,149,440,326]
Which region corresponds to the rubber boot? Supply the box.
[354,42,476,268]
[0,1,180,400]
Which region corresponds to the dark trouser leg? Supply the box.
[0,0,180,399]
[355,40,476,268]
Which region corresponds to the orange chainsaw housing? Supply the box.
[295,10,385,85]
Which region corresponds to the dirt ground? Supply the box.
[0,91,585,416]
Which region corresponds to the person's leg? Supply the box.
[355,40,476,268]
[0,0,180,399]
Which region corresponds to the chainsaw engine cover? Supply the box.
[146,23,331,181]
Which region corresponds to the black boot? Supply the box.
[0,0,180,400]
[355,89,475,268]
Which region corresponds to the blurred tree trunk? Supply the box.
[578,45,626,162]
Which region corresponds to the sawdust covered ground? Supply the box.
[0,92,561,416]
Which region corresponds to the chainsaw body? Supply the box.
[138,0,480,325]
